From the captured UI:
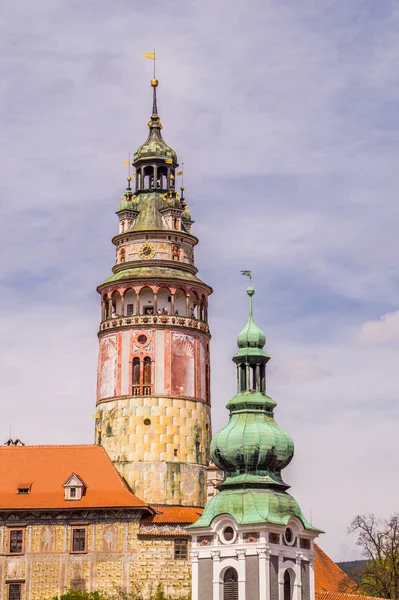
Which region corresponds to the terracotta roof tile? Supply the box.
[0,445,148,511]
[315,545,354,593]
[316,592,386,600]
[143,505,203,524]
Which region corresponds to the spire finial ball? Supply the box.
[127,176,132,182]
[151,78,159,88]
[247,286,255,297]
[181,185,185,191]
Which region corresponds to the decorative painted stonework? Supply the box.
[96,79,212,506]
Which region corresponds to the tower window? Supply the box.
[223,568,238,600]
[127,304,134,316]
[71,527,87,553]
[8,584,22,600]
[9,529,24,554]
[284,570,292,600]
[143,357,152,395]
[70,487,76,498]
[174,539,188,560]
[132,358,140,395]
[144,418,151,426]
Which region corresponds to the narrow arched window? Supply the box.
[132,358,140,396]
[260,364,266,393]
[205,364,210,403]
[251,364,256,390]
[143,357,151,395]
[240,364,246,392]
[284,570,291,600]
[120,248,126,263]
[223,567,238,600]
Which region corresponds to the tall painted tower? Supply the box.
[95,78,212,507]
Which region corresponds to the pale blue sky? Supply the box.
[1,0,399,561]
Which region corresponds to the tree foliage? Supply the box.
[50,584,191,600]
[348,514,399,599]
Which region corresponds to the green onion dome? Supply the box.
[211,402,294,490]
[237,287,266,349]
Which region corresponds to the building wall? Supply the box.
[0,521,191,600]
[97,394,211,505]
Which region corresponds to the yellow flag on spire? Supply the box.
[165,159,173,164]
[176,170,183,176]
[143,52,155,60]
[123,161,129,166]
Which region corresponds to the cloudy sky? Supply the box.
[1,0,399,561]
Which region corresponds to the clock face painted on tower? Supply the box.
[139,242,155,260]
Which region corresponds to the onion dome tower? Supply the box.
[95,79,212,507]
[188,284,321,600]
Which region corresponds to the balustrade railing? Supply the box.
[100,314,209,333]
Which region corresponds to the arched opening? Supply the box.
[188,291,199,319]
[143,357,152,395]
[119,248,126,264]
[250,364,256,390]
[110,291,122,317]
[260,364,266,393]
[136,171,141,191]
[157,166,168,190]
[173,217,179,230]
[132,358,140,396]
[173,288,186,317]
[124,288,137,316]
[143,166,154,190]
[240,364,247,392]
[120,220,125,233]
[284,569,293,600]
[157,287,171,316]
[139,286,154,315]
[223,567,238,600]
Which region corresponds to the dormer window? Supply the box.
[17,483,31,495]
[63,474,86,501]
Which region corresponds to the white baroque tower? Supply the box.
[95,78,212,506]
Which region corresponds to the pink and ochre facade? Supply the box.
[95,78,212,507]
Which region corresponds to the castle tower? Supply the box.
[95,78,212,506]
[188,282,321,600]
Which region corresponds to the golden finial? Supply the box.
[151,78,159,88]
[181,185,185,192]
[170,174,175,180]
[127,176,132,182]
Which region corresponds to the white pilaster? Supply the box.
[236,548,246,600]
[212,550,221,600]
[191,550,199,600]
[257,545,271,600]
[309,558,315,600]
[294,553,303,600]
[278,551,284,600]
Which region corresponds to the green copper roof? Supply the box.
[188,279,320,532]
[133,83,177,164]
[190,488,319,531]
[99,265,208,288]
[237,287,266,351]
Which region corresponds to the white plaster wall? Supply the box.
[155,330,165,394]
[121,330,130,395]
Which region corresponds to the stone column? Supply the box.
[211,550,221,600]
[101,300,105,322]
[120,294,125,316]
[171,293,175,315]
[236,548,246,600]
[108,298,113,319]
[257,545,271,600]
[191,550,199,600]
[153,291,157,313]
[204,302,208,323]
[186,294,190,317]
[135,293,140,315]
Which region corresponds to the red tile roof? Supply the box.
[0,445,148,510]
[315,545,355,593]
[316,592,385,600]
[144,505,204,524]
